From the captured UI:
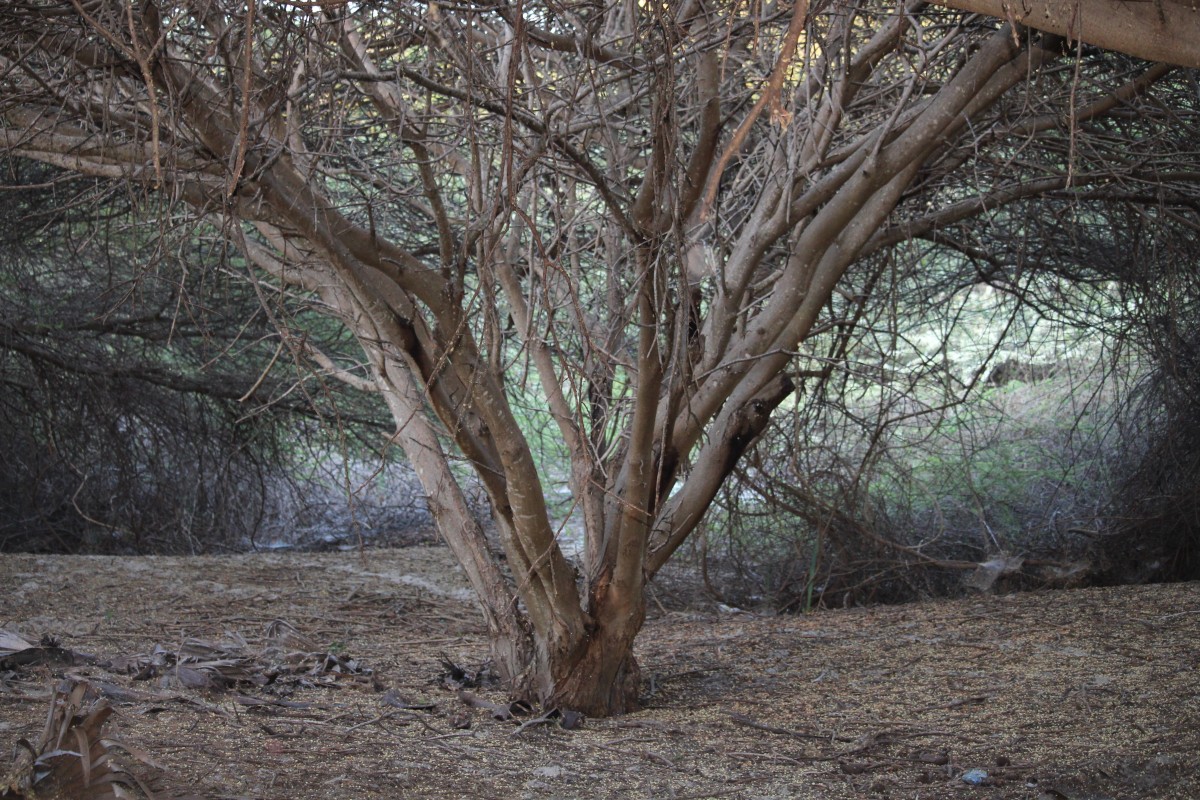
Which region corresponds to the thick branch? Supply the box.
[646,373,794,576]
[931,0,1200,67]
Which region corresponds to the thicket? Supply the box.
[0,159,404,553]
[698,197,1200,609]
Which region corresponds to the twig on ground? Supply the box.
[342,709,405,733]
[730,712,854,742]
[512,709,558,735]
[727,750,825,765]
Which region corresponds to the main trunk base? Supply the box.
[549,638,642,717]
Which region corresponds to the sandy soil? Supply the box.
[1,547,1197,799]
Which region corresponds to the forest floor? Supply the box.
[0,547,1197,800]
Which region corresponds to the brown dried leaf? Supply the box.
[1,679,208,799]
[263,620,317,653]
[232,693,312,710]
[439,654,495,688]
[0,631,95,670]
[0,631,34,655]
[381,689,436,711]
[164,665,222,692]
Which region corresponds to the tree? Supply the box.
[1,1,1196,715]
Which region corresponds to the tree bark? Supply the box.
[550,571,645,716]
[932,0,1200,68]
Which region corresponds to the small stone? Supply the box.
[961,768,989,785]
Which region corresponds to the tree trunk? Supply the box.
[549,572,646,716]
[551,634,644,717]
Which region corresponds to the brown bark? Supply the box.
[931,0,1200,68]
[550,572,645,716]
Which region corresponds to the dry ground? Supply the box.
[1,547,1197,799]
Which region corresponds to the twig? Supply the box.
[1157,609,1200,620]
[917,695,988,712]
[730,712,854,742]
[342,709,405,734]
[727,750,828,765]
[512,710,558,735]
[423,730,475,741]
[664,788,743,799]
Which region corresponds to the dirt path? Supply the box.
[1,548,1197,799]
